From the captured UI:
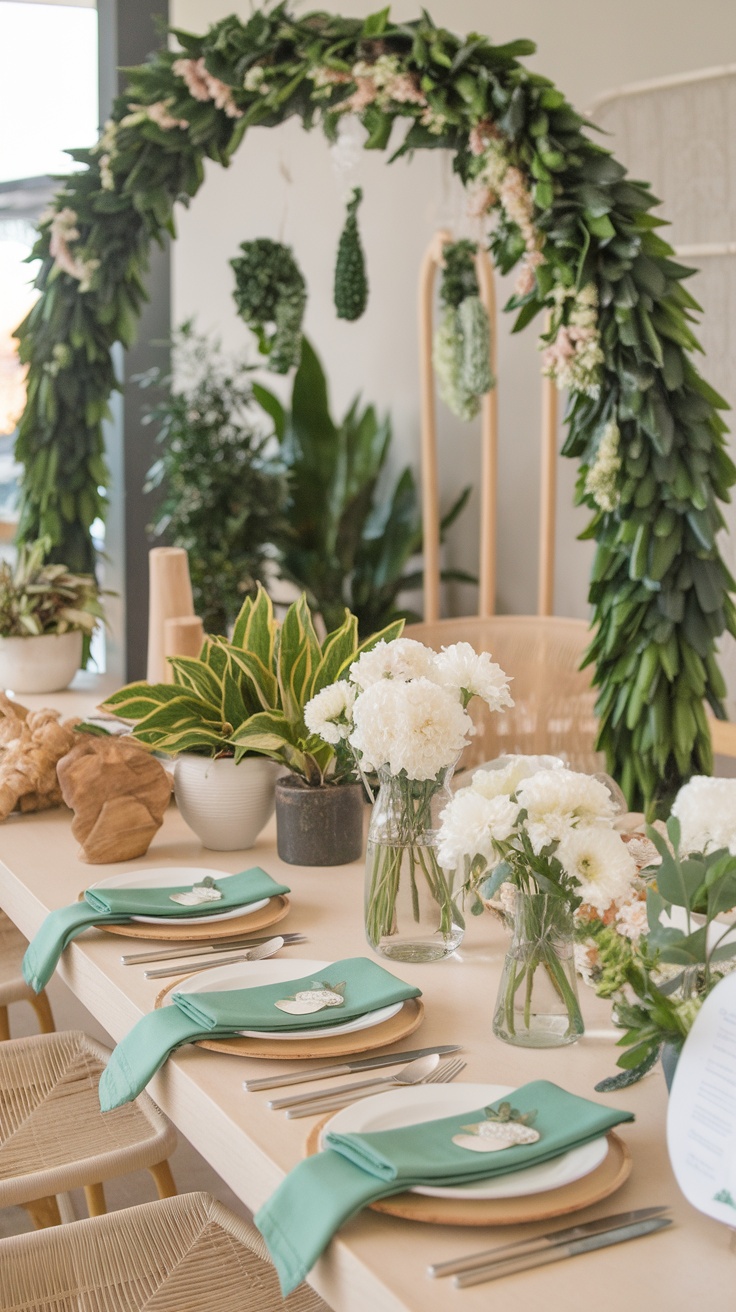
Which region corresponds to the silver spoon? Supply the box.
[151,936,284,980]
[272,1052,441,1113]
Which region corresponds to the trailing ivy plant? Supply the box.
[13,2,735,808]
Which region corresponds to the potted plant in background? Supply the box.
[140,323,291,636]
[254,339,474,636]
[103,587,400,859]
[0,537,105,694]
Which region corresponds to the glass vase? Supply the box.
[492,890,584,1047]
[364,766,464,962]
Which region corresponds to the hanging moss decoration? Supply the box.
[334,187,368,321]
[231,238,306,374]
[434,240,494,421]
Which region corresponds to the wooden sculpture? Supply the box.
[0,695,80,819]
[56,734,172,863]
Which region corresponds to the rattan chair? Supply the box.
[0,1030,176,1229]
[0,1190,330,1311]
[0,911,55,1042]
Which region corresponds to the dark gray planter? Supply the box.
[275,777,365,866]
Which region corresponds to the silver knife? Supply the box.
[428,1206,670,1277]
[145,944,292,978]
[243,1045,462,1092]
[454,1216,673,1287]
[122,934,306,965]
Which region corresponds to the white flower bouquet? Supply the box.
[305,638,512,959]
[438,760,638,1042]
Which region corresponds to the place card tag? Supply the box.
[453,1101,540,1153]
[667,972,736,1225]
[275,980,346,1016]
[170,876,223,907]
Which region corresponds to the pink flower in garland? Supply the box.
[173,56,243,118]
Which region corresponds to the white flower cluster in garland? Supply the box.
[542,283,604,396]
[584,420,622,512]
[304,637,513,782]
[44,208,99,293]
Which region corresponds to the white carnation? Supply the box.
[516,767,617,852]
[437,788,519,868]
[349,638,437,690]
[470,755,563,801]
[574,938,600,987]
[349,677,472,779]
[671,776,736,855]
[304,681,356,745]
[432,641,513,712]
[557,827,636,914]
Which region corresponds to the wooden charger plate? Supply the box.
[304,1119,631,1227]
[154,975,424,1059]
[91,894,291,942]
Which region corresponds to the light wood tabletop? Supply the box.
[1,682,734,1310]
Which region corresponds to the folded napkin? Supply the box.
[255,1079,634,1294]
[22,868,290,993]
[98,956,421,1112]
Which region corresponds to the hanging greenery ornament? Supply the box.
[13,4,736,809]
[231,238,306,374]
[334,187,368,321]
[433,240,494,421]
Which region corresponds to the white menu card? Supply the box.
[667,971,736,1225]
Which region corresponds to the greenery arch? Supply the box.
[15,3,736,809]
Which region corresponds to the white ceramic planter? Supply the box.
[0,630,83,694]
[173,754,281,851]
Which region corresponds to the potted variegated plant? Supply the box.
[102,587,401,859]
[0,537,105,694]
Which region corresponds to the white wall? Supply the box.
[171,0,736,622]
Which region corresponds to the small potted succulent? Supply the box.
[0,538,105,694]
[102,586,400,859]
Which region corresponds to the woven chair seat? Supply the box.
[0,1030,176,1208]
[0,1191,330,1311]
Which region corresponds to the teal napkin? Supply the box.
[22,868,290,993]
[255,1080,634,1294]
[99,957,421,1112]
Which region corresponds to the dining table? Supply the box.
[0,677,734,1311]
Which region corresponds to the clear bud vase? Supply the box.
[364,766,464,963]
[492,890,584,1047]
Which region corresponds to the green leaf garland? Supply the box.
[13,2,735,809]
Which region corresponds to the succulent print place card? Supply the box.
[275,981,346,1016]
[452,1102,540,1153]
[667,972,736,1223]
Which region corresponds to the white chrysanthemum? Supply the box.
[671,776,736,855]
[436,788,519,868]
[304,681,356,745]
[470,755,563,801]
[432,642,513,712]
[615,897,648,943]
[557,827,636,914]
[349,677,472,779]
[349,638,437,690]
[516,766,617,852]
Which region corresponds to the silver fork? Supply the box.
[285,1057,466,1118]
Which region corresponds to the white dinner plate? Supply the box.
[169,958,403,1040]
[319,1083,609,1200]
[89,867,270,925]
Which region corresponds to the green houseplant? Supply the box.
[141,323,291,636]
[0,538,105,694]
[102,586,402,859]
[254,339,472,637]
